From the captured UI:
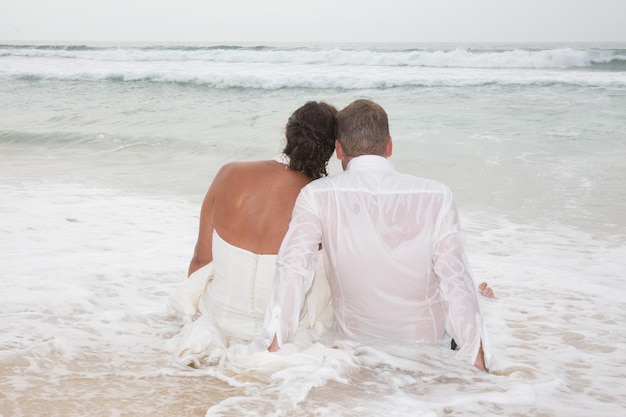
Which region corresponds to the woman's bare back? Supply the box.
[209,159,312,254]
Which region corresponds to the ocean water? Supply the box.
[1,42,625,416]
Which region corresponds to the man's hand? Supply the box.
[268,334,280,352]
[474,344,488,372]
[478,282,495,299]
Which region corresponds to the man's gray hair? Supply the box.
[336,99,390,157]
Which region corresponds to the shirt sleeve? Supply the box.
[433,193,490,368]
[259,187,323,349]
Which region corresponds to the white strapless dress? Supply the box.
[168,230,333,367]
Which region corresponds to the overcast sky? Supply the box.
[2,0,625,43]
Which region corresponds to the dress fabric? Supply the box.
[205,229,278,342]
[168,230,332,366]
[262,155,492,368]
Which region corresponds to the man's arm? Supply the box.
[434,195,490,371]
[262,188,323,350]
[436,232,489,371]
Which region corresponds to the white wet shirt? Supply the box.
[263,155,490,367]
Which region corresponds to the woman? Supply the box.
[169,101,338,367]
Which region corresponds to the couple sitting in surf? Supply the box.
[170,100,493,371]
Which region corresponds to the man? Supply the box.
[262,99,491,371]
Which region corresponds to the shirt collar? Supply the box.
[345,155,395,172]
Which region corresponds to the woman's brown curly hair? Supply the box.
[283,101,338,180]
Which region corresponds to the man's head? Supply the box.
[336,99,391,166]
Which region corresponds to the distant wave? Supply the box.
[2,43,626,89]
[1,44,625,69]
[6,69,625,89]
[0,129,182,151]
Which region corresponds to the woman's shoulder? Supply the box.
[217,160,270,176]
[217,159,309,187]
